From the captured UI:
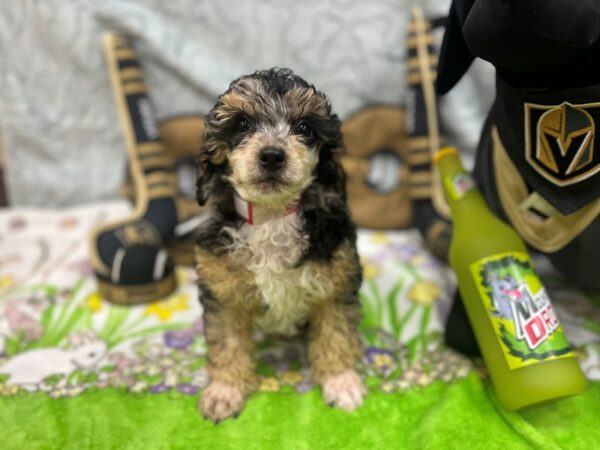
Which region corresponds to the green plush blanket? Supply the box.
[1,202,599,449]
[2,377,599,450]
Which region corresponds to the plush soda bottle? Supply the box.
[434,146,586,410]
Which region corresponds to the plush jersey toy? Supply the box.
[436,0,600,353]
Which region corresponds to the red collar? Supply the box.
[233,192,299,225]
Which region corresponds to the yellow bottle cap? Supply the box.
[433,146,458,164]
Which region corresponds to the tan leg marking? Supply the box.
[308,300,364,411]
[196,249,259,422]
[199,304,258,422]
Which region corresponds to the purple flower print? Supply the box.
[164,330,194,349]
[388,241,420,262]
[177,383,198,396]
[149,383,170,394]
[365,347,396,373]
[369,250,390,265]
[295,380,313,394]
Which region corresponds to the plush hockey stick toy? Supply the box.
[89,34,198,304]
[405,7,452,261]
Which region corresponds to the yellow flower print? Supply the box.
[144,294,190,321]
[0,384,20,397]
[370,232,390,245]
[360,257,381,280]
[407,280,441,306]
[381,381,395,393]
[0,275,15,290]
[373,352,395,369]
[416,373,432,387]
[281,371,303,385]
[364,264,381,280]
[259,377,280,392]
[176,267,194,286]
[410,254,427,266]
[85,292,103,313]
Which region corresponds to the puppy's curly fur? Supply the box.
[195,68,364,422]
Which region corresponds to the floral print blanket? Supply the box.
[0,201,599,448]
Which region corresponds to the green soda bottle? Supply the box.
[434,147,586,410]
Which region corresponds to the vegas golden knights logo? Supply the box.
[525,102,600,186]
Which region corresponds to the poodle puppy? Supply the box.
[195,68,365,422]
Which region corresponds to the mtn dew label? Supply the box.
[470,251,574,370]
[443,171,476,201]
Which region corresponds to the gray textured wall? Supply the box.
[0,0,492,207]
[0,0,413,206]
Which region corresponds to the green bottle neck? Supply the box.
[435,153,489,216]
[436,150,527,256]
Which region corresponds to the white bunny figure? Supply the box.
[0,331,107,390]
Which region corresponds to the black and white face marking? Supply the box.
[202,69,342,208]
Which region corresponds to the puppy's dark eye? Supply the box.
[235,115,253,133]
[294,120,313,138]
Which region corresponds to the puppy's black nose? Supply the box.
[258,147,286,171]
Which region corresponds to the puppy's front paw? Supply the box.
[199,381,244,423]
[322,370,366,411]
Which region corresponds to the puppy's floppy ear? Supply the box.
[195,150,222,206]
[314,112,347,197]
[196,110,228,206]
[315,146,347,199]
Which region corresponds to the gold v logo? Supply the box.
[525,102,600,186]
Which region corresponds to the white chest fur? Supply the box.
[225,212,328,335]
